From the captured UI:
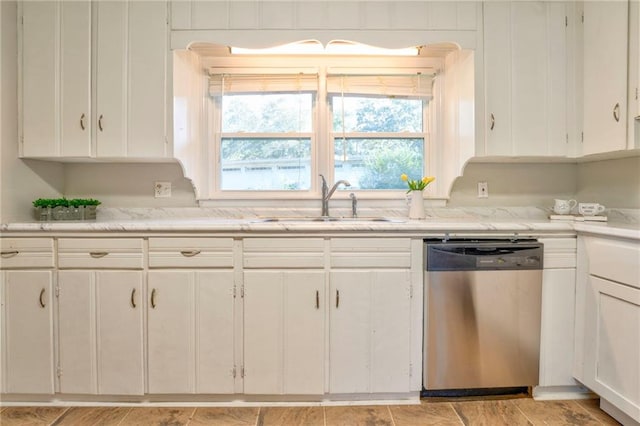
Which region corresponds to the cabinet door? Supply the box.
[244,271,325,395]
[95,1,127,157]
[148,270,235,394]
[329,270,411,394]
[58,270,96,394]
[589,276,640,420]
[95,1,168,158]
[96,271,144,395]
[59,1,91,157]
[147,271,195,394]
[58,270,143,395]
[20,1,91,158]
[484,2,567,156]
[195,271,235,394]
[539,268,578,387]
[20,1,58,157]
[1,271,54,394]
[583,1,629,155]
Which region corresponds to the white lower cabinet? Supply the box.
[147,270,235,394]
[57,270,144,395]
[0,270,55,394]
[329,270,412,394]
[536,238,580,392]
[243,271,325,395]
[575,235,640,424]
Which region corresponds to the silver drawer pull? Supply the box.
[1,251,19,258]
[89,251,109,258]
[180,250,201,257]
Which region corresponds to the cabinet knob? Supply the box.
[613,103,620,122]
[98,114,104,132]
[80,113,86,130]
[490,113,495,130]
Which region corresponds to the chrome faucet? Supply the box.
[319,174,351,217]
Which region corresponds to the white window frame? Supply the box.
[206,56,439,201]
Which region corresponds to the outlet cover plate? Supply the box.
[155,181,171,198]
[477,182,489,198]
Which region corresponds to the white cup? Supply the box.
[578,203,606,216]
[553,199,577,215]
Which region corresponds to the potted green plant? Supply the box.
[33,198,101,221]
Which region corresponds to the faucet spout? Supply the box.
[319,174,351,217]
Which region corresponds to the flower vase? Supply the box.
[408,190,425,219]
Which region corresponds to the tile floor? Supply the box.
[0,397,621,425]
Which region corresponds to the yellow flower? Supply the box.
[422,176,435,185]
[401,174,435,193]
[400,174,408,182]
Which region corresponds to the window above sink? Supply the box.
[173,41,475,203]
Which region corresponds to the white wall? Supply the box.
[447,162,578,208]
[0,1,64,223]
[576,156,640,209]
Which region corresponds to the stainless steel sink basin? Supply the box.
[250,217,405,223]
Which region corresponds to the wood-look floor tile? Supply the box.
[119,407,194,426]
[575,399,622,425]
[389,402,462,426]
[324,405,393,426]
[0,407,68,426]
[51,407,130,426]
[257,406,324,426]
[452,399,532,426]
[190,407,259,426]
[514,398,602,425]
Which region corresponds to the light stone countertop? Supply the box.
[1,207,638,240]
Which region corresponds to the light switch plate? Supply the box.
[155,181,171,198]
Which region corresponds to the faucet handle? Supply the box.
[349,193,358,218]
[319,174,328,191]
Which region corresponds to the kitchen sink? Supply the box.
[250,217,405,223]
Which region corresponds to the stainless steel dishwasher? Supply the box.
[423,239,543,393]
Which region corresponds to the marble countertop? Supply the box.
[2,207,638,240]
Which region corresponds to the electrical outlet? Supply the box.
[477,182,489,198]
[154,181,171,198]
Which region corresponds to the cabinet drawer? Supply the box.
[243,238,324,268]
[588,239,640,289]
[58,238,143,269]
[330,238,411,268]
[149,238,234,268]
[1,238,54,268]
[539,237,577,269]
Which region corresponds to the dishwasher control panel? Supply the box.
[425,240,543,271]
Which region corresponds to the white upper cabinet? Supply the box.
[170,1,478,32]
[629,0,640,148]
[581,1,629,155]
[483,1,567,157]
[20,1,91,157]
[95,1,169,158]
[19,1,170,160]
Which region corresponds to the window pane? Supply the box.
[221,138,311,190]
[222,93,313,132]
[334,138,423,189]
[331,96,422,132]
